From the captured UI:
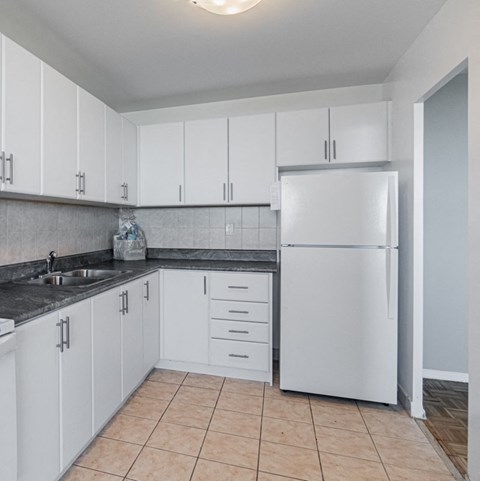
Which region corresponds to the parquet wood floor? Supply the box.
[423,378,468,477]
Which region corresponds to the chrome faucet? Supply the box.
[46,250,57,274]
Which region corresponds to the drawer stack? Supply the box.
[209,272,271,373]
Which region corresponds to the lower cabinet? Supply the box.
[160,269,273,382]
[143,271,160,374]
[16,313,60,481]
[92,287,122,433]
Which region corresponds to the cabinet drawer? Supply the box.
[210,300,269,323]
[211,320,269,343]
[210,272,269,302]
[210,339,269,372]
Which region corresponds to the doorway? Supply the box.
[421,69,469,477]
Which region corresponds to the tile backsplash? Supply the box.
[133,206,278,250]
[0,199,118,266]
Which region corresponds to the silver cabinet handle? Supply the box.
[230,182,233,201]
[228,354,249,359]
[144,280,150,301]
[228,330,249,334]
[5,153,13,184]
[56,320,65,352]
[65,316,70,349]
[228,285,248,289]
[228,310,249,314]
[179,185,182,202]
[76,172,81,193]
[223,183,226,201]
[333,140,337,160]
[81,172,86,194]
[0,151,5,183]
[204,275,207,295]
[121,183,126,200]
[125,289,129,314]
[125,182,128,201]
[324,140,328,160]
[119,292,125,314]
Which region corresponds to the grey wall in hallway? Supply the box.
[134,206,278,251]
[0,199,118,266]
[423,73,468,375]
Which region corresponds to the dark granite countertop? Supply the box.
[0,250,277,327]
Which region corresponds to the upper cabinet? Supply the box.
[185,118,228,205]
[122,118,138,206]
[105,106,124,204]
[276,108,330,167]
[228,113,276,205]
[139,122,184,206]
[78,88,106,202]
[42,64,78,199]
[1,36,41,195]
[276,102,389,168]
[329,102,388,164]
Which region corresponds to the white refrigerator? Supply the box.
[280,172,398,404]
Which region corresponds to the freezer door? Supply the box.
[280,246,398,404]
[281,172,398,247]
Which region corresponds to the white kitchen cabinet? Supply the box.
[329,102,388,164]
[92,288,122,432]
[143,271,160,374]
[105,106,124,204]
[78,88,106,202]
[276,108,330,167]
[16,312,60,481]
[42,64,78,199]
[1,36,41,195]
[139,122,184,206]
[122,118,138,206]
[121,279,144,398]
[58,300,92,469]
[228,113,275,204]
[185,118,228,205]
[162,269,209,364]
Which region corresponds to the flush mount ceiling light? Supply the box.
[192,0,263,15]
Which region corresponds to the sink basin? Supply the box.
[26,275,101,286]
[62,269,126,279]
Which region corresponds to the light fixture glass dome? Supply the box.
[192,0,263,15]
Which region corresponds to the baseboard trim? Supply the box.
[423,369,469,383]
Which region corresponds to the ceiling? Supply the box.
[0,0,447,113]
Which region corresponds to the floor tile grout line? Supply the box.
[187,375,226,481]
[255,382,266,481]
[308,395,326,481]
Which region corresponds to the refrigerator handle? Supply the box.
[387,175,398,247]
[386,250,398,320]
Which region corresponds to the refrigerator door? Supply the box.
[281,172,398,247]
[280,246,398,404]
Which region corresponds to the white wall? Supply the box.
[384,0,480,478]
[124,84,385,125]
[423,73,468,376]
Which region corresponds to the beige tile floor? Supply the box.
[62,369,456,481]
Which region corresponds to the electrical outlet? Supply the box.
[225,223,234,236]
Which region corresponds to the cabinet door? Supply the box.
[16,312,60,481]
[122,118,138,205]
[185,118,228,205]
[330,102,388,164]
[229,113,275,204]
[139,122,184,206]
[42,64,78,199]
[276,108,329,167]
[59,300,92,469]
[78,88,106,202]
[162,270,209,364]
[122,279,144,398]
[143,271,160,374]
[105,106,124,204]
[2,36,41,194]
[92,288,122,432]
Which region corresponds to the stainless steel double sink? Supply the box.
[23,269,128,287]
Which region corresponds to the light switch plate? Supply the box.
[225,223,234,236]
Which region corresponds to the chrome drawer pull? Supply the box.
[228,330,249,334]
[228,286,248,289]
[228,354,249,359]
[228,310,249,314]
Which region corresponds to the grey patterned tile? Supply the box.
[259,207,277,229]
[242,207,259,228]
[242,229,259,249]
[209,208,226,228]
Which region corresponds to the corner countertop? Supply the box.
[0,255,277,327]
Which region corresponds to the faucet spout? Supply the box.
[46,250,57,274]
